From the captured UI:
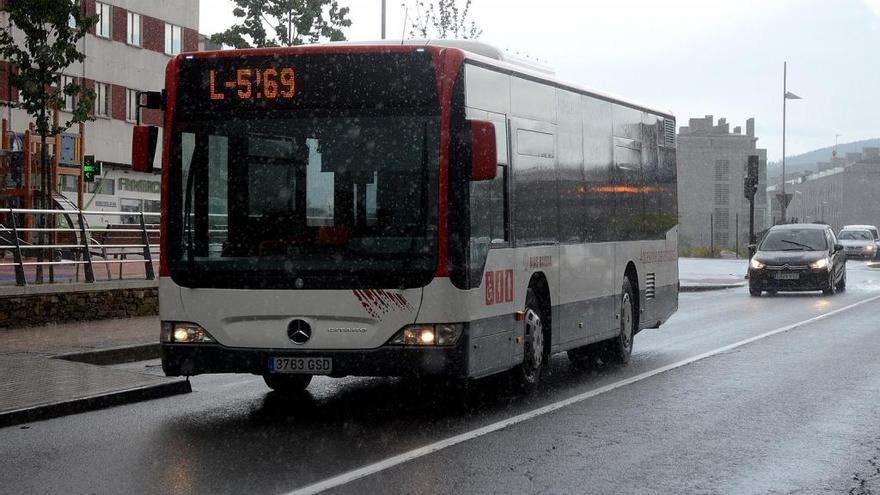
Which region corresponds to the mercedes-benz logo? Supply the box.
[288,319,312,344]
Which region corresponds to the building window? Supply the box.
[94,82,110,117]
[95,2,111,38]
[126,89,139,123]
[88,178,115,195]
[59,175,79,193]
[714,159,729,181]
[165,23,182,55]
[714,183,729,206]
[61,75,76,112]
[714,208,729,230]
[127,12,141,46]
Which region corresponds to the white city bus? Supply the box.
[133,41,679,392]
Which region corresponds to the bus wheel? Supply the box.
[263,374,312,393]
[606,279,635,365]
[511,289,547,392]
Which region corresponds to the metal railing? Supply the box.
[0,208,160,286]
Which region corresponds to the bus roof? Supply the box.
[318,40,675,119]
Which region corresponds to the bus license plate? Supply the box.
[269,357,332,374]
[775,272,799,280]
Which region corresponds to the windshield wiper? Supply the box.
[780,239,814,250]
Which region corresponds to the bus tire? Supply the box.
[606,278,635,365]
[263,374,312,393]
[511,288,547,392]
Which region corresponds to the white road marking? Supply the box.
[286,293,880,495]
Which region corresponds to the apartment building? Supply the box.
[677,115,769,251]
[1,0,199,219]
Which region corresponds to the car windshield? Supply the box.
[759,228,828,251]
[839,230,873,241]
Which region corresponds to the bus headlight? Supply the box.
[161,321,215,343]
[389,324,463,346]
[750,258,766,270]
[810,257,830,270]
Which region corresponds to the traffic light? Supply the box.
[744,155,759,200]
[83,155,100,183]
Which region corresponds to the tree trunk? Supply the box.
[36,133,48,283]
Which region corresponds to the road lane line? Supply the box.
[287,293,880,495]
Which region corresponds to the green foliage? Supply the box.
[211,0,351,48]
[0,0,98,137]
[406,0,482,39]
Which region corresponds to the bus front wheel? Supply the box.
[263,374,312,393]
[511,288,548,392]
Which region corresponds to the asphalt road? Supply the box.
[2,262,880,494]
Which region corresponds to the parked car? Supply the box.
[837,228,876,260]
[748,223,846,296]
[840,225,880,259]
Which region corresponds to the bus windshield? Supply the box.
[167,114,440,289]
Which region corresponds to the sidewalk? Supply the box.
[0,316,188,428]
[678,257,748,292]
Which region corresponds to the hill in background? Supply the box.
[767,138,880,178]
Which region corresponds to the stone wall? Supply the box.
[0,284,158,329]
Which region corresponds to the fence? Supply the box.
[0,208,159,286]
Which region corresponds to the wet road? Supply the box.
[2,262,880,494]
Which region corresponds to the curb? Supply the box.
[680,282,747,292]
[54,343,160,366]
[0,378,191,428]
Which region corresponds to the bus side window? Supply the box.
[468,117,508,284]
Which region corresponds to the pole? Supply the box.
[749,191,756,257]
[381,0,386,39]
[710,213,714,258]
[781,61,787,224]
[735,212,739,258]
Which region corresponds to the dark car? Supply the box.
[748,224,846,297]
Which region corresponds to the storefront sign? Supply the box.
[118,178,161,194]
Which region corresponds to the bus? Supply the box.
[132,40,679,393]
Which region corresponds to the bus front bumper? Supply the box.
[161,338,470,379]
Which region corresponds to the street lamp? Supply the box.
[381,0,386,39]
[780,61,802,224]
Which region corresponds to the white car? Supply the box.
[838,228,877,260]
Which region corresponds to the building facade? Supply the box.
[677,116,769,252]
[1,0,199,221]
[775,147,880,232]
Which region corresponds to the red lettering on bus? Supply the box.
[485,271,495,305]
[485,269,514,305]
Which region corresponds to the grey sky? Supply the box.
[200,0,880,161]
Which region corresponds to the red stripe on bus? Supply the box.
[159,55,182,278]
[434,48,466,277]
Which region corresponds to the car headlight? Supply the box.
[867,245,875,251]
[750,258,766,270]
[810,257,830,270]
[388,324,463,346]
[161,321,215,343]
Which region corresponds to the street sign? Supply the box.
[776,192,793,209]
[83,155,100,183]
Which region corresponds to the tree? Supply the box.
[405,0,482,39]
[211,0,352,49]
[0,0,97,210]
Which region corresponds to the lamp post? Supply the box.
[780,61,802,223]
[381,0,386,39]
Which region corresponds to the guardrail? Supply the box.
[0,208,159,286]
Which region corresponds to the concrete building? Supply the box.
[1,0,199,220]
[772,147,880,232]
[677,115,769,252]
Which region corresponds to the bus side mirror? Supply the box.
[470,120,497,181]
[132,125,158,173]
